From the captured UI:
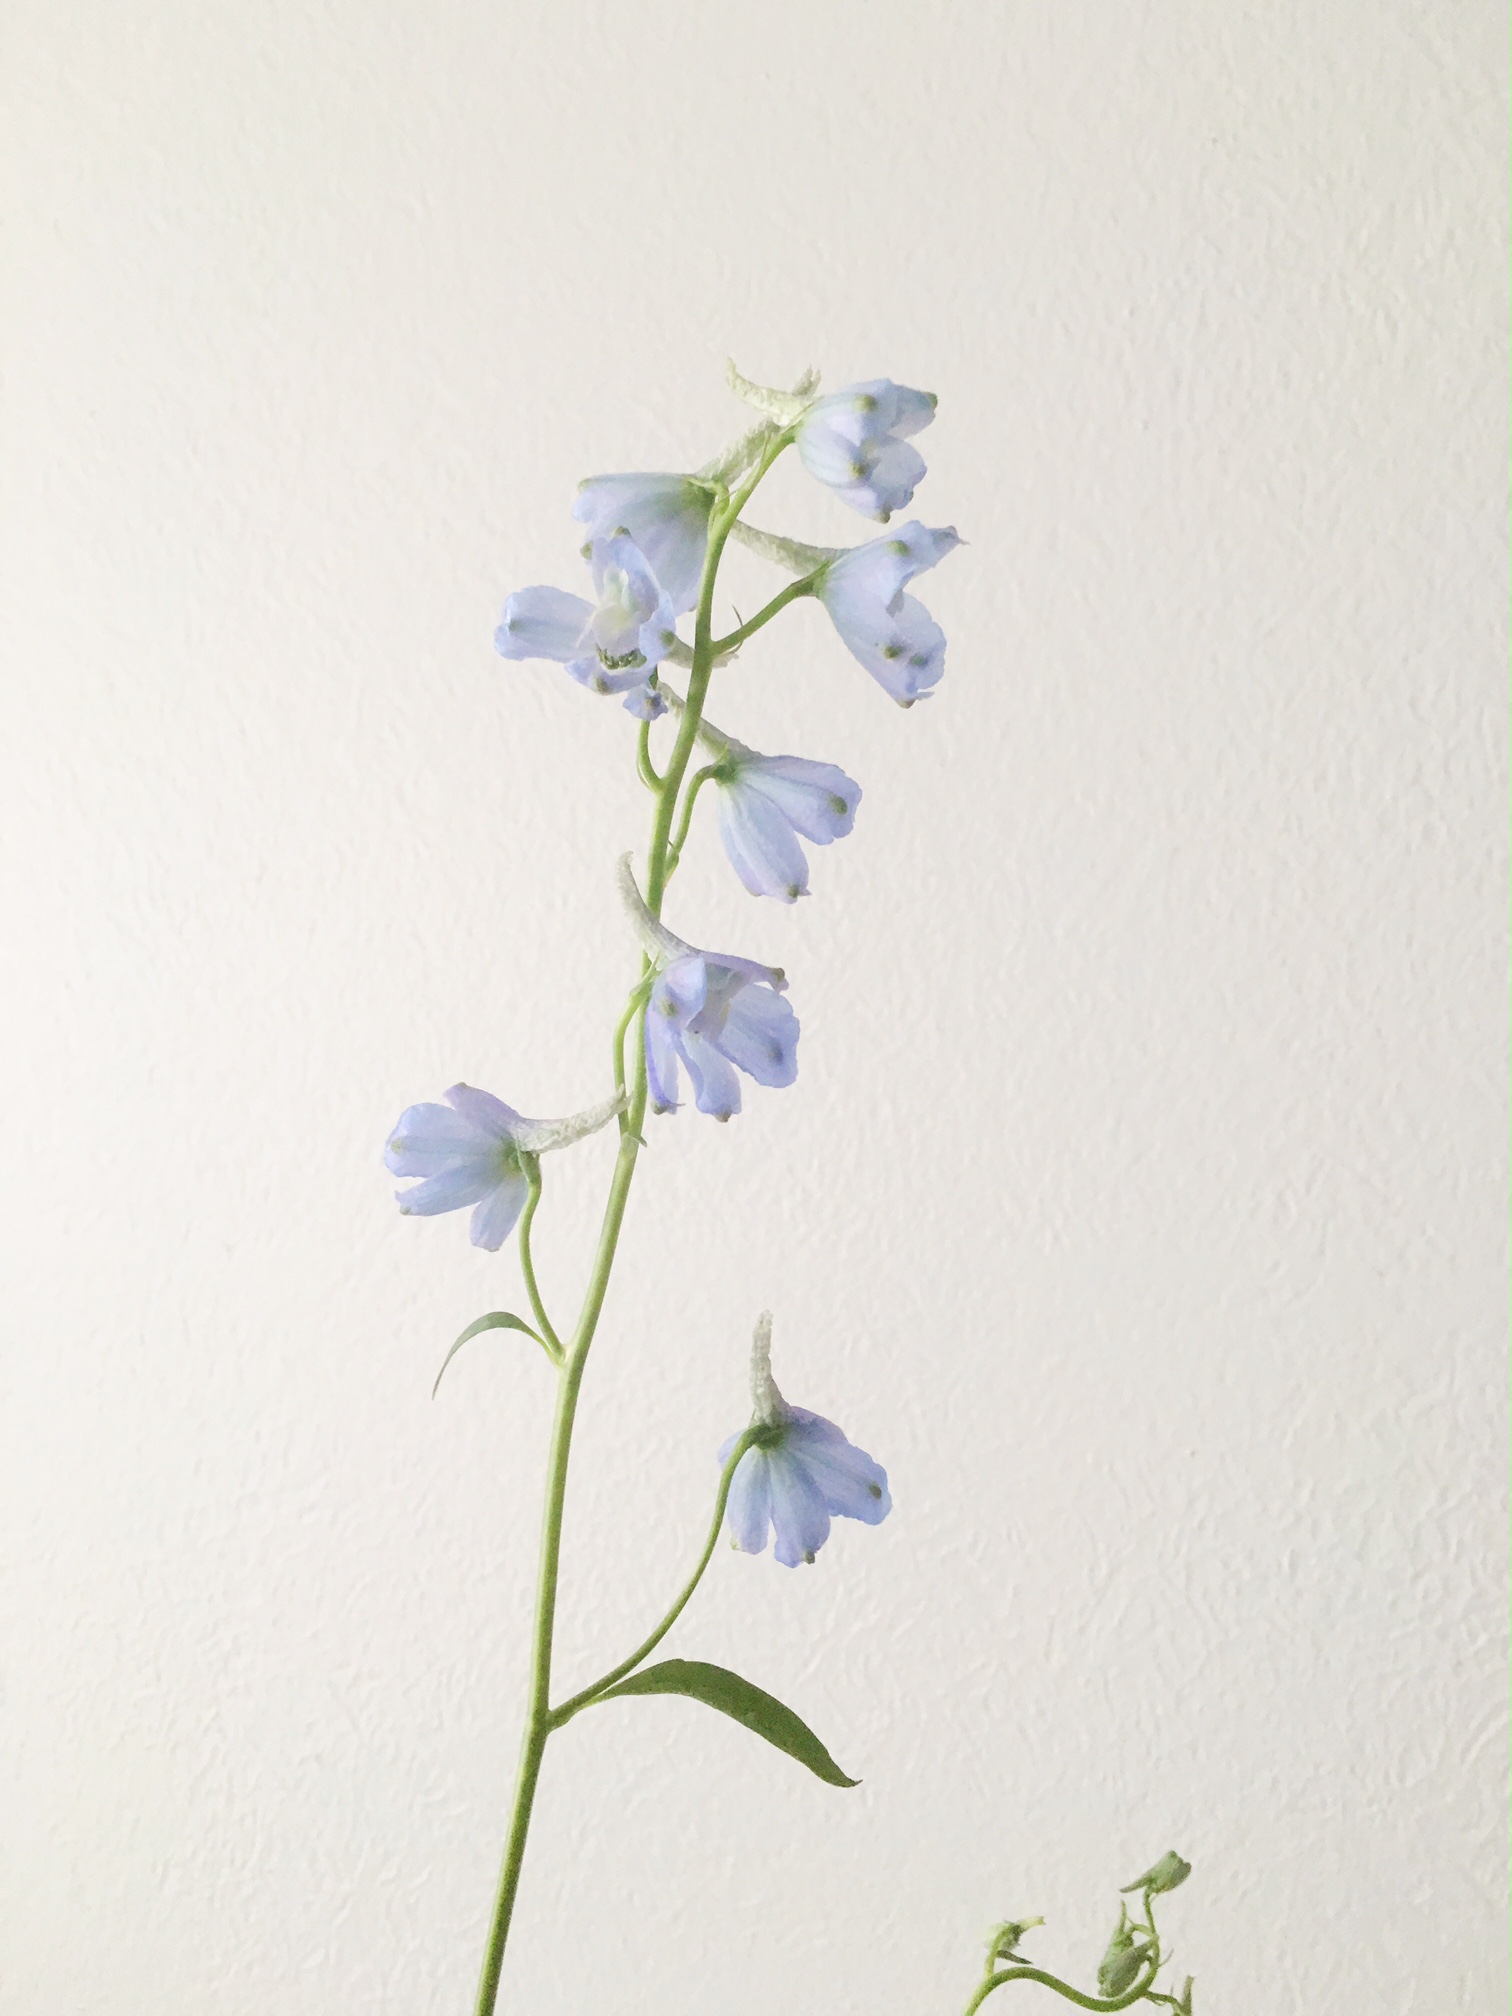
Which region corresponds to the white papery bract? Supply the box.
[494,533,677,718]
[794,378,937,521]
[719,1314,891,1568]
[619,857,799,1120]
[708,732,861,902]
[814,521,962,705]
[384,1084,621,1250]
[572,475,715,616]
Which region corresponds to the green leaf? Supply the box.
[596,1658,858,1788]
[433,1311,553,1396]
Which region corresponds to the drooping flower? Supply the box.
[619,857,798,1120]
[571,475,715,616]
[384,1084,622,1250]
[494,532,677,718]
[813,521,961,705]
[794,379,938,521]
[719,1314,891,1568]
[699,716,860,902]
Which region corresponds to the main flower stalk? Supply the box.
[471,449,782,2016]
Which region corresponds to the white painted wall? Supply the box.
[2,5,1506,2011]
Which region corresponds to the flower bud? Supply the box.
[1121,1850,1191,1897]
[985,1916,1044,1963]
[1097,1908,1149,1997]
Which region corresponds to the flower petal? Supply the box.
[785,1410,891,1524]
[725,1446,774,1554]
[738,756,859,844]
[717,782,810,901]
[385,1101,495,1177]
[643,1008,684,1113]
[765,1445,832,1566]
[716,985,799,1089]
[468,1171,531,1251]
[494,586,593,662]
[573,474,713,615]
[395,1163,501,1216]
[678,1029,743,1119]
[444,1084,523,1139]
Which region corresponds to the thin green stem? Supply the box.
[514,1172,562,1363]
[709,572,816,658]
[961,1958,1161,2016]
[611,977,651,1112]
[472,429,789,2015]
[637,711,664,791]
[549,1428,758,1726]
[664,763,721,879]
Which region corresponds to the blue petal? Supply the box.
[765,1445,832,1566]
[494,586,593,662]
[717,782,810,901]
[621,681,668,721]
[738,756,859,844]
[679,1030,743,1119]
[785,1410,891,1524]
[445,1084,523,1139]
[468,1171,531,1250]
[385,1101,493,1177]
[716,985,799,1089]
[395,1162,501,1216]
[725,1447,774,1554]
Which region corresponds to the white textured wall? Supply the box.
[3,5,1506,2012]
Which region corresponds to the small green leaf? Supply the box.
[433,1311,553,1396]
[597,1658,858,1788]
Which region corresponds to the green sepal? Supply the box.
[433,1311,556,1395]
[595,1658,859,1787]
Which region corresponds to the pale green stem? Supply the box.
[472,435,790,2016]
[961,1960,1161,2016]
[637,710,664,791]
[709,571,816,658]
[514,1170,562,1362]
[549,1427,759,1726]
[664,763,722,878]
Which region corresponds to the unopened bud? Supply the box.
[1121,1850,1191,1897]
[1097,1908,1149,1997]
[985,1916,1044,1963]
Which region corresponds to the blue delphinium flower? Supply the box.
[794,379,938,521]
[494,532,678,718]
[572,475,715,616]
[619,857,798,1120]
[720,1313,891,1567]
[385,1084,622,1249]
[814,521,961,705]
[700,717,860,902]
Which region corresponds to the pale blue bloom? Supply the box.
[619,858,798,1120]
[795,379,937,521]
[572,474,715,616]
[494,533,676,718]
[705,726,860,902]
[814,521,961,705]
[720,1315,890,1568]
[385,1084,621,1250]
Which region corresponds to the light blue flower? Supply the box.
[720,1314,891,1568]
[703,722,860,902]
[794,379,937,521]
[619,857,799,1120]
[494,532,677,718]
[384,1084,621,1250]
[814,521,961,705]
[572,474,715,616]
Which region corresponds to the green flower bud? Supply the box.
[985,1915,1044,1963]
[1121,1850,1191,1897]
[1097,1907,1150,1997]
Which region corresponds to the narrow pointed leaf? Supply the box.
[596,1658,858,1787]
[433,1311,553,1396]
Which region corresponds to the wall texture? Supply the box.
[2,5,1507,2012]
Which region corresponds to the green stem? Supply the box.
[709,572,816,658]
[549,1428,758,1726]
[664,763,721,879]
[962,1958,1161,2016]
[472,432,790,2015]
[514,1171,562,1362]
[637,710,664,791]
